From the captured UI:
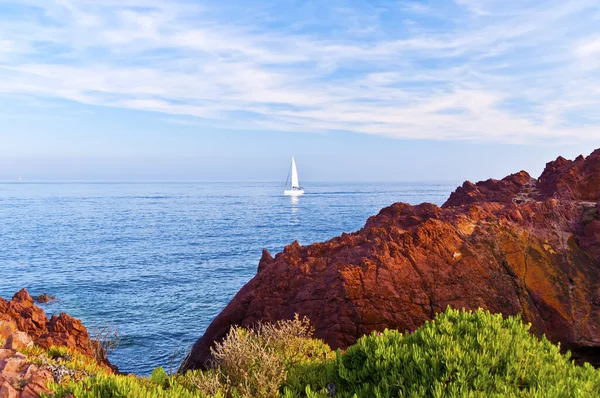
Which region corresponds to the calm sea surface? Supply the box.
[0,181,456,375]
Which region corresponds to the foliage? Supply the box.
[282,307,600,397]
[179,369,230,398]
[43,372,217,398]
[203,314,334,398]
[211,325,287,397]
[42,315,332,398]
[38,308,600,397]
[19,344,106,379]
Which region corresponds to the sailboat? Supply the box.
[284,157,304,196]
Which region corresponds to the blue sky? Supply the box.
[1,0,600,181]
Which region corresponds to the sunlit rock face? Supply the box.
[0,289,116,372]
[182,149,600,371]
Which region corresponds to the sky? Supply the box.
[1,0,600,182]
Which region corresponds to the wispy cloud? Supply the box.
[577,37,600,57]
[454,0,490,15]
[1,0,600,143]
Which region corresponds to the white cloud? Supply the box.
[454,0,489,15]
[0,0,599,144]
[576,37,600,57]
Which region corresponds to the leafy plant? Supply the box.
[283,307,600,397]
[42,315,332,398]
[44,372,214,398]
[40,308,600,398]
[207,314,334,398]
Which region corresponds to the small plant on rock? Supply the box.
[88,322,120,364]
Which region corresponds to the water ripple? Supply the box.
[0,181,456,375]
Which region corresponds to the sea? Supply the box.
[0,181,457,375]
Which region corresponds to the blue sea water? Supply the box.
[0,181,456,375]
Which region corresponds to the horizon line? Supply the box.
[0,179,463,184]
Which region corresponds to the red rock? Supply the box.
[20,368,52,398]
[4,332,32,351]
[0,323,15,342]
[0,350,53,398]
[0,291,48,341]
[0,382,19,398]
[32,294,56,305]
[182,148,600,371]
[0,351,12,362]
[1,356,26,374]
[536,151,600,201]
[21,364,38,380]
[41,312,95,358]
[443,171,533,207]
[0,290,115,372]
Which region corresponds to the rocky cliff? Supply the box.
[182,149,600,371]
[0,289,117,396]
[0,289,114,370]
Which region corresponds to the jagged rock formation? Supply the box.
[0,289,114,372]
[182,149,600,371]
[0,344,54,398]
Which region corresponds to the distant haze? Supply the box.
[2,126,598,182]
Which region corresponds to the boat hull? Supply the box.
[284,189,304,196]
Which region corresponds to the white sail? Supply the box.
[284,156,304,196]
[291,157,299,188]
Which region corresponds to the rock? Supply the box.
[443,171,533,207]
[536,150,600,201]
[0,323,15,342]
[20,368,53,398]
[0,348,54,398]
[0,355,27,374]
[0,290,116,372]
[182,148,600,371]
[0,351,12,362]
[4,332,32,351]
[0,290,47,340]
[42,312,93,357]
[257,249,275,273]
[0,382,19,398]
[32,294,56,304]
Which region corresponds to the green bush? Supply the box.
[43,315,331,398]
[44,372,217,398]
[283,308,600,397]
[206,314,334,398]
[43,308,600,397]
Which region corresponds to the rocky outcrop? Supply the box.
[443,170,534,207]
[537,150,600,201]
[0,345,54,398]
[32,294,55,304]
[0,321,92,397]
[182,148,600,371]
[0,290,114,371]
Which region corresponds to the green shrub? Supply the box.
[43,308,600,398]
[212,325,286,397]
[207,314,334,398]
[178,369,229,397]
[283,308,600,397]
[44,372,214,398]
[282,359,337,398]
[256,315,333,369]
[150,367,169,388]
[43,315,332,398]
[19,344,108,382]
